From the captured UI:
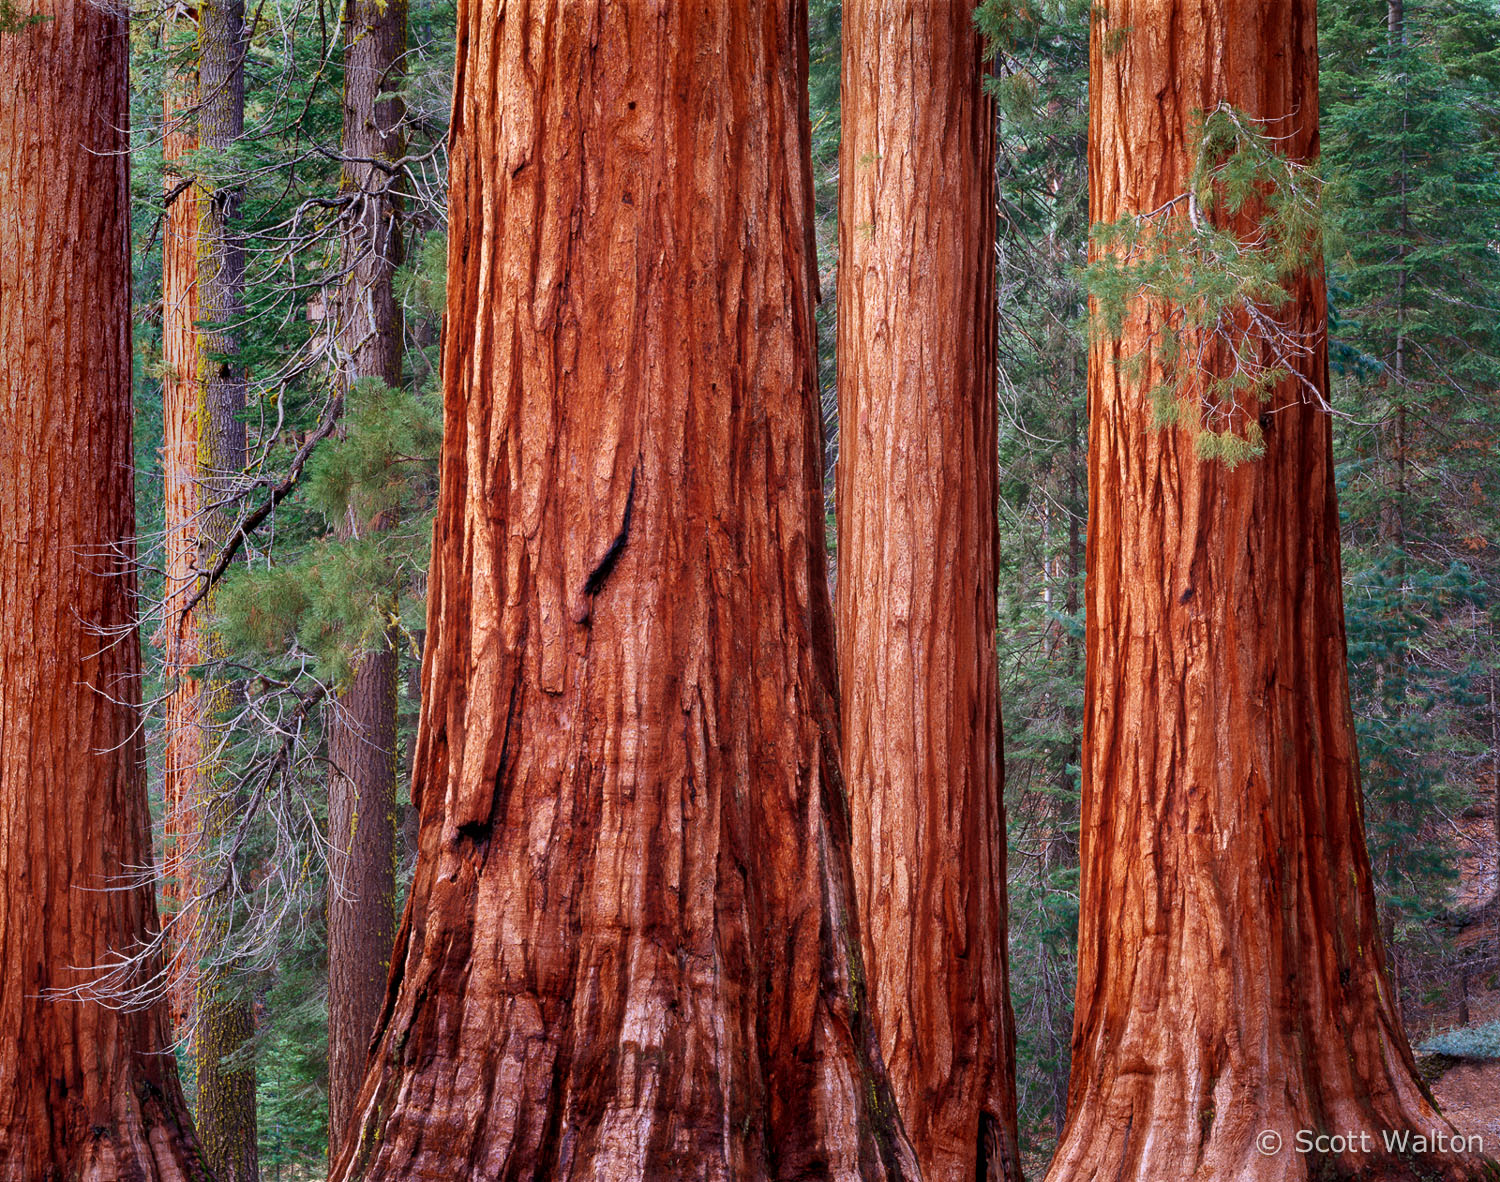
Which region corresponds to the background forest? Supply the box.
[101,0,1500,1175]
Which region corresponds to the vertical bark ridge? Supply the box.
[1046,3,1496,1179]
[836,4,1023,1180]
[0,3,208,1176]
[329,2,916,1178]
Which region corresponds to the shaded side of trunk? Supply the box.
[161,3,206,1039]
[1045,3,1492,1179]
[835,5,1022,1180]
[325,1,406,1157]
[329,2,916,1178]
[191,4,259,1179]
[0,5,208,1177]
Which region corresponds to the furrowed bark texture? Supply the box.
[326,0,405,1157]
[161,1,204,1040]
[835,5,1022,1181]
[1046,3,1495,1179]
[0,5,208,1177]
[329,2,917,1178]
[189,4,260,1178]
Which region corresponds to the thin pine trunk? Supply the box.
[190,4,259,1178]
[325,0,406,1158]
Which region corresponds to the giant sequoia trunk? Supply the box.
[329,2,915,1178]
[325,0,405,1156]
[181,4,260,1178]
[1046,3,1492,1179]
[0,5,207,1177]
[835,5,1022,1180]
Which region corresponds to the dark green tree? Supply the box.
[974,0,1089,1164]
[1322,0,1500,999]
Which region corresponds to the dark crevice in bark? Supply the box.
[582,463,640,601]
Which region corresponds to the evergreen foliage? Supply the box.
[1087,104,1325,465]
[977,0,1090,1161]
[1420,1020,1500,1060]
[255,933,331,1177]
[1344,555,1481,930]
[218,375,440,684]
[0,0,46,33]
[808,0,842,534]
[126,5,456,1173]
[1322,0,1500,987]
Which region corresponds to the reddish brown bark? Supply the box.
[1046,3,1495,1179]
[161,0,205,1040]
[0,5,208,1177]
[328,2,916,1178]
[835,4,1022,1180]
[325,0,406,1157]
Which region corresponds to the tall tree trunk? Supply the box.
[1045,2,1490,1179]
[835,4,1022,1180]
[325,0,405,1158]
[189,3,260,1178]
[0,5,208,1177]
[162,2,206,1039]
[329,2,916,1177]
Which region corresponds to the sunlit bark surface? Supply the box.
[160,0,203,1040]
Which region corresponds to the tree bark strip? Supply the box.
[836,4,1023,1179]
[161,0,205,1043]
[329,2,916,1177]
[0,4,208,1176]
[325,0,406,1158]
[1046,3,1495,1179]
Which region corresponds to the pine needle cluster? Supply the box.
[1088,103,1326,467]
